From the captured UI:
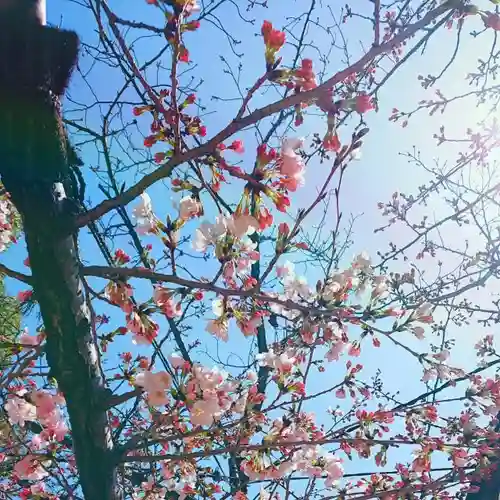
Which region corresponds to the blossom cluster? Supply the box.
[5,390,68,480]
[133,356,261,426]
[0,194,17,252]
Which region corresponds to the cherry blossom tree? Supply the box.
[4,0,500,499]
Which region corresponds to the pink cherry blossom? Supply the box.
[192,364,228,391]
[277,260,295,279]
[133,192,156,234]
[280,138,306,191]
[169,353,185,369]
[423,364,452,383]
[133,479,167,500]
[135,370,172,406]
[257,349,296,373]
[14,455,49,481]
[179,196,202,221]
[31,433,49,450]
[47,418,69,442]
[154,286,182,318]
[422,367,437,382]
[411,326,425,339]
[24,390,68,442]
[436,364,452,381]
[0,198,15,252]
[451,449,468,468]
[189,397,221,426]
[371,276,388,300]
[106,281,133,312]
[347,343,361,357]
[355,94,374,113]
[31,390,58,418]
[212,298,225,317]
[192,215,228,251]
[433,349,450,362]
[322,269,356,301]
[18,328,40,348]
[460,413,477,435]
[352,252,371,271]
[325,341,348,361]
[228,214,260,239]
[236,256,253,276]
[284,274,311,299]
[335,387,346,399]
[206,318,229,342]
[183,365,239,427]
[5,396,36,427]
[414,302,433,323]
[324,456,344,486]
[411,455,431,473]
[133,483,166,500]
[238,314,263,336]
[28,484,49,497]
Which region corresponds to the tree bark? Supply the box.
[0,2,120,498]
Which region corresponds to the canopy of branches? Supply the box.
[3,0,500,499]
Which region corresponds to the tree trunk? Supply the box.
[466,417,500,500]
[0,2,120,498]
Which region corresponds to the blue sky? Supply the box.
[3,0,500,493]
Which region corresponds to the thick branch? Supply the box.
[82,265,345,317]
[0,4,120,498]
[122,436,469,463]
[0,263,32,284]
